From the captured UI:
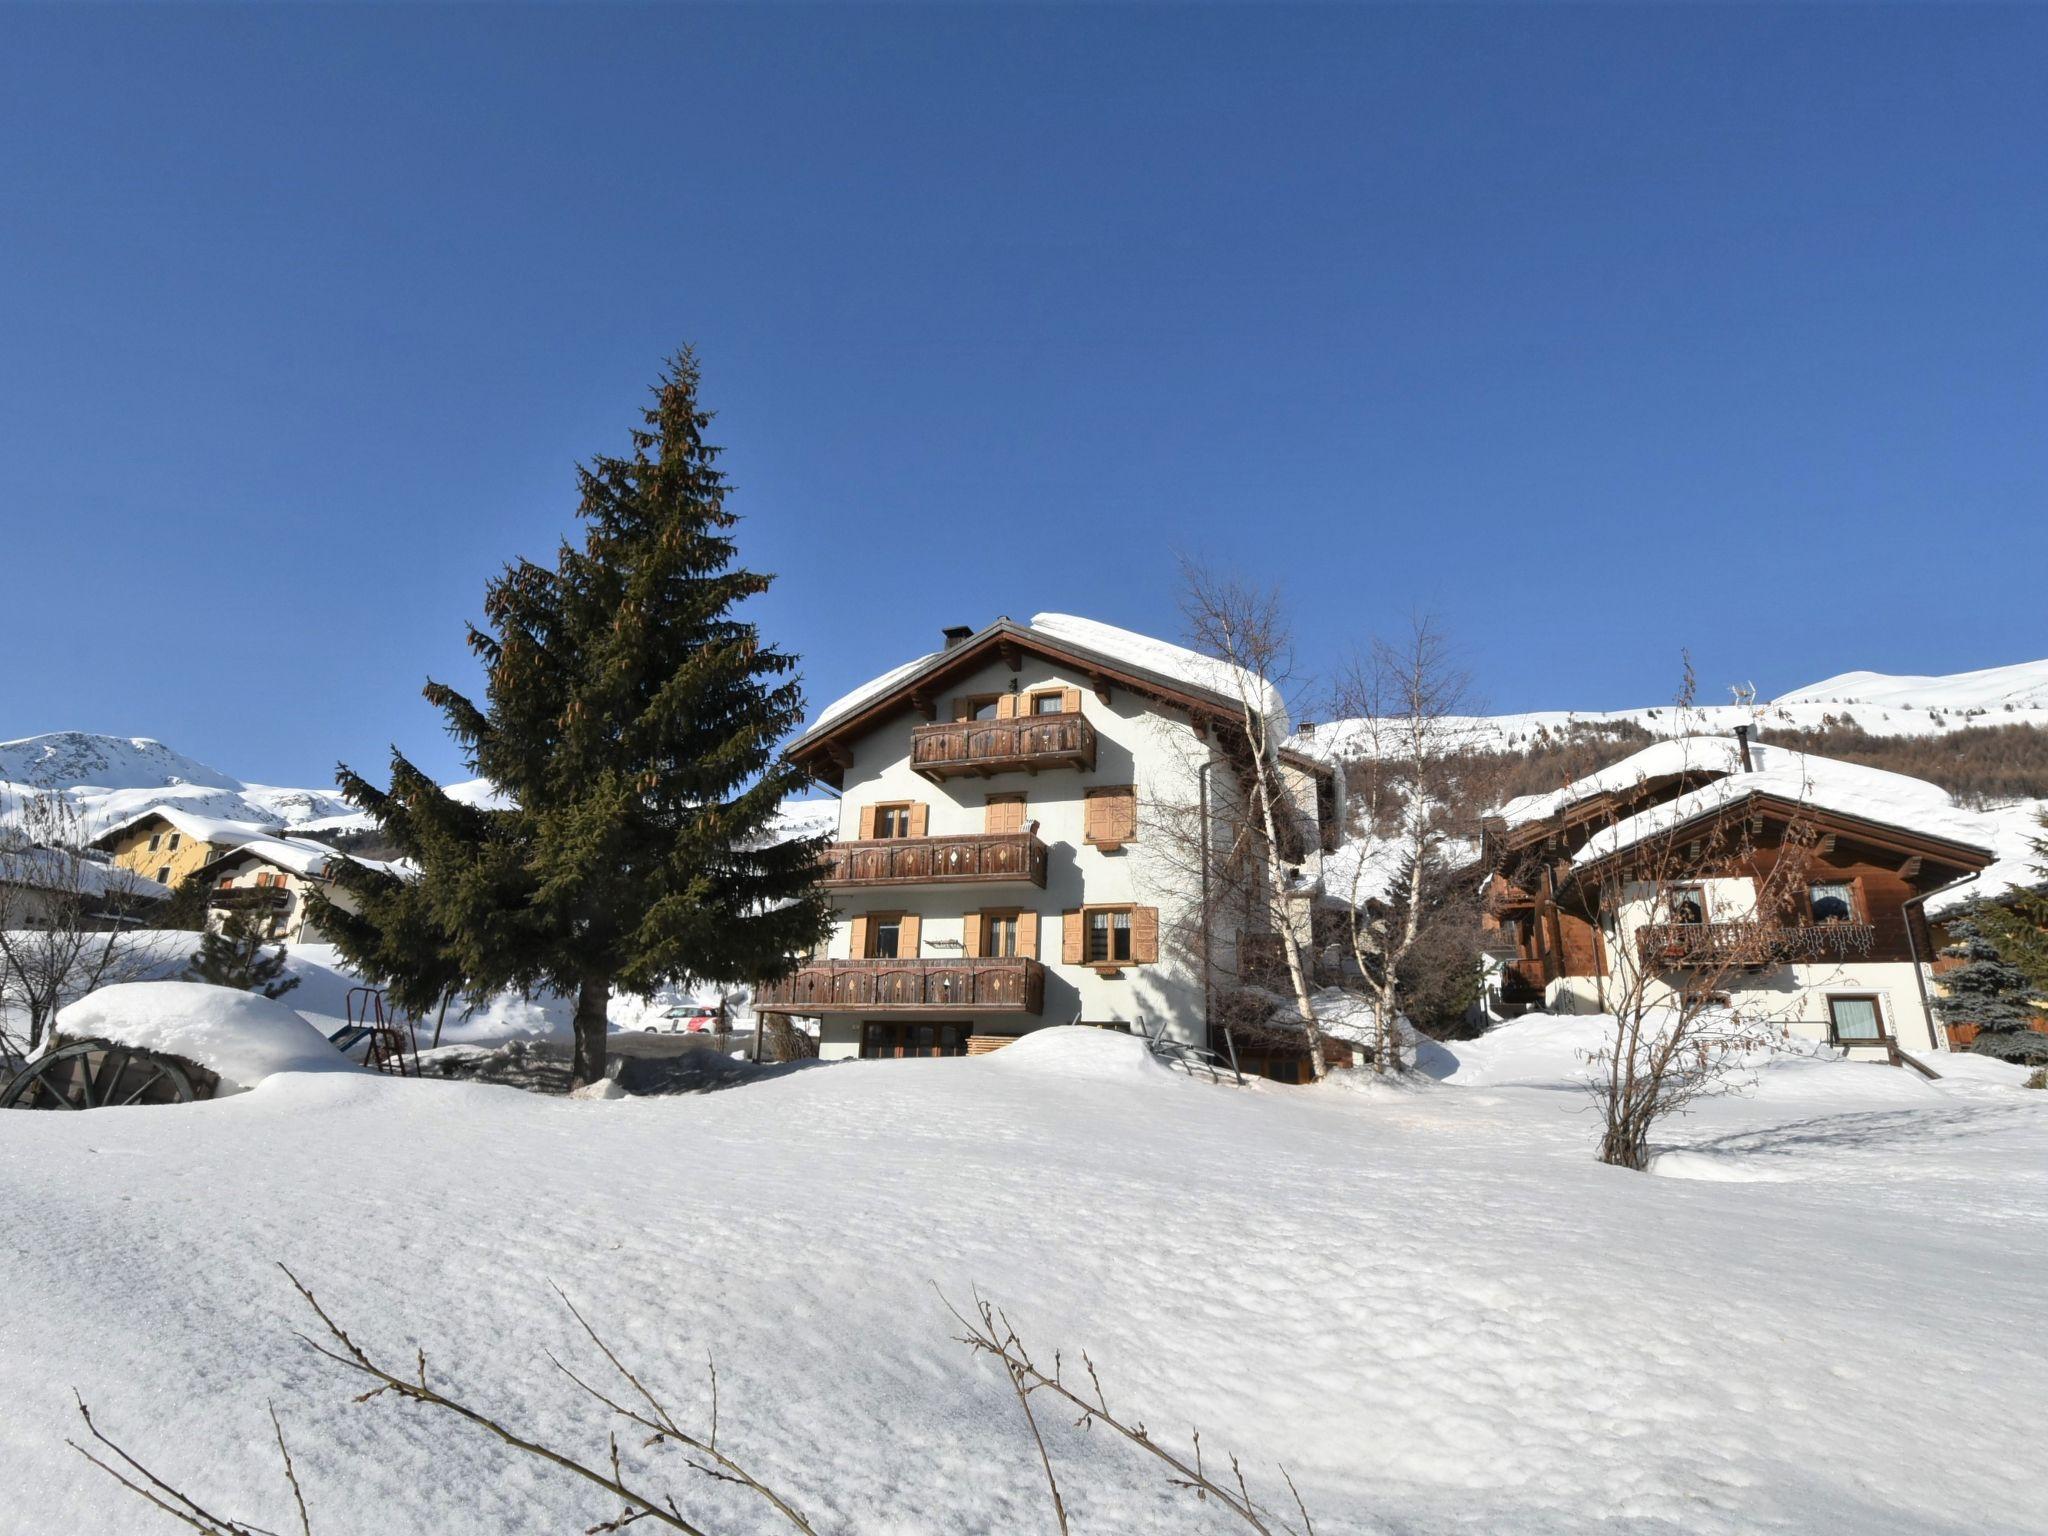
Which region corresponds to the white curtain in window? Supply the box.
[1830,998,1881,1041]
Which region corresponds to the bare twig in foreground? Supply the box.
[69,1391,285,1536]
[942,1288,1315,1536]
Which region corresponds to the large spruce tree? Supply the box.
[327,350,831,1085]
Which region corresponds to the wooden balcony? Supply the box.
[1637,921,1878,970]
[754,957,1047,1016]
[909,713,1096,780]
[822,831,1048,889]
[208,885,293,912]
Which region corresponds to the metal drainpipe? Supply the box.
[1904,872,1981,1054]
[1198,758,1216,1043]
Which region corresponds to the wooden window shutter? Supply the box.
[1132,906,1159,964]
[1062,910,1083,965]
[850,915,870,958]
[986,795,1024,835]
[996,692,1019,719]
[908,802,929,837]
[1062,686,1082,714]
[953,696,973,722]
[1016,910,1038,960]
[1086,787,1136,847]
[900,913,921,956]
[858,805,877,839]
[963,912,983,958]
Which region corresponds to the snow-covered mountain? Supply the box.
[0,731,363,837]
[1300,656,2048,758]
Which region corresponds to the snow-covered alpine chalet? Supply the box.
[1480,733,1997,1061]
[762,614,1340,1075]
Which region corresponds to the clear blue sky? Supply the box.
[3,5,2044,788]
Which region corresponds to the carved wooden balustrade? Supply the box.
[822,831,1048,889]
[908,713,1096,780]
[1636,920,1877,970]
[754,957,1046,1015]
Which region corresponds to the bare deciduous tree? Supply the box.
[0,792,166,1059]
[1176,560,1330,1079]
[1571,675,1839,1170]
[1326,616,1480,1073]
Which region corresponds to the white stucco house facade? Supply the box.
[760,614,1341,1078]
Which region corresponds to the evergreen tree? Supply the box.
[331,349,831,1086]
[186,911,301,999]
[310,755,480,1039]
[1970,809,2048,996]
[1933,913,2048,1063]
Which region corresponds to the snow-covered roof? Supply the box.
[1926,800,2047,917]
[801,612,1289,741]
[203,833,397,882]
[0,846,170,902]
[90,804,282,850]
[1563,738,1994,872]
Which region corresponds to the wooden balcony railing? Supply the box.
[208,885,293,912]
[1637,921,1878,970]
[909,713,1097,780]
[822,831,1048,889]
[754,957,1046,1016]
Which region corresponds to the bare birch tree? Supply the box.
[1176,560,1329,1079]
[1327,615,1478,1073]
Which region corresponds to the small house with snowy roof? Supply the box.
[1478,733,1996,1061]
[761,614,1342,1078]
[188,833,388,947]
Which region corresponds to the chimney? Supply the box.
[941,625,973,650]
[1734,723,1754,772]
[1298,720,1317,737]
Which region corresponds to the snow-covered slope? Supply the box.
[1296,655,2048,760]
[0,1020,2040,1533]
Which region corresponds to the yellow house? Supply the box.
[91,807,281,891]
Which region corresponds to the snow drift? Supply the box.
[53,981,360,1094]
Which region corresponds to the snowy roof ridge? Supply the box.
[800,613,1289,741]
[90,803,284,849]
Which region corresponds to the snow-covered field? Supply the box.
[2,1018,2041,1534]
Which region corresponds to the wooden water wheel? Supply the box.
[0,1039,214,1110]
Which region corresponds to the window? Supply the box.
[960,694,1003,721]
[156,866,171,885]
[868,917,902,959]
[1087,908,1134,965]
[985,793,1027,835]
[168,833,181,851]
[1029,690,1065,716]
[147,833,162,852]
[1810,881,1856,923]
[873,804,912,839]
[1828,995,1886,1043]
[1666,884,1707,925]
[861,1021,967,1059]
[983,912,1019,958]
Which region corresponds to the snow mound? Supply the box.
[985,1025,1174,1081]
[54,982,360,1094]
[1646,1149,1794,1182]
